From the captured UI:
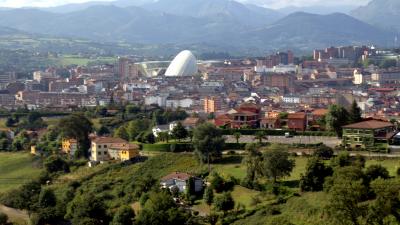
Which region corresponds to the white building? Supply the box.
[165,50,198,77]
[160,172,203,193]
[282,95,301,104]
[166,98,194,109]
[144,94,169,107]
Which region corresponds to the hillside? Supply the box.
[242,12,395,50]
[0,0,394,53]
[0,152,42,193]
[351,0,400,32]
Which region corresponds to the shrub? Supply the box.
[0,212,8,225]
[214,192,234,212]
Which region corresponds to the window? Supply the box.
[104,145,107,148]
[104,151,107,154]
[98,152,101,155]
[98,145,101,148]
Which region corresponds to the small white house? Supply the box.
[160,172,203,193]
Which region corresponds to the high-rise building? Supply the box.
[204,96,221,113]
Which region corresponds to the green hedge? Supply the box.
[141,143,193,152]
[221,129,336,137]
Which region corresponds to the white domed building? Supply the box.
[165,50,198,77]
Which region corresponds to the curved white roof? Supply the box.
[165,50,198,77]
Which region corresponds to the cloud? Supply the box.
[238,0,370,9]
[0,0,370,8]
[0,0,113,8]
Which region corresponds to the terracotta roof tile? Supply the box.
[342,120,394,129]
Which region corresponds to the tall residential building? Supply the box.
[204,96,221,113]
[33,71,54,82]
[118,57,139,80]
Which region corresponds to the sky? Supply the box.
[0,0,371,9]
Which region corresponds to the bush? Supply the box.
[313,145,334,159]
[0,212,8,225]
[214,192,234,212]
[141,143,193,152]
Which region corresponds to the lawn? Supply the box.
[55,55,117,66]
[212,156,309,182]
[365,158,400,176]
[0,152,42,193]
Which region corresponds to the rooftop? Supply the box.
[161,172,193,182]
[92,137,127,144]
[342,119,394,130]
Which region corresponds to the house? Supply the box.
[160,172,203,193]
[61,138,78,157]
[287,112,307,131]
[108,143,140,161]
[182,117,202,129]
[90,137,128,162]
[342,119,396,149]
[260,117,280,129]
[152,121,178,137]
[213,103,261,129]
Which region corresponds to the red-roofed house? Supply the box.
[288,112,307,131]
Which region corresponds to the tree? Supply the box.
[135,191,190,225]
[5,117,14,127]
[242,143,263,187]
[367,178,400,225]
[214,192,234,212]
[262,144,295,183]
[171,122,188,142]
[97,125,110,136]
[114,125,129,141]
[331,151,352,168]
[203,187,214,206]
[192,123,225,171]
[349,100,362,124]
[299,157,333,192]
[327,179,367,225]
[326,104,349,137]
[313,145,334,160]
[44,156,70,174]
[59,113,93,158]
[65,194,109,225]
[233,132,241,144]
[38,188,57,208]
[111,205,135,225]
[157,131,170,143]
[365,164,390,182]
[143,132,155,144]
[254,131,268,144]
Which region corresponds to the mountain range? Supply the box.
[0,0,396,54]
[351,0,400,33]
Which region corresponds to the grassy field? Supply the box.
[366,158,399,176]
[213,156,309,182]
[0,152,42,193]
[55,55,117,66]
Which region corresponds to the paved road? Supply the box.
[225,135,341,148]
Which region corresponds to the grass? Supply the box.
[55,55,117,66]
[365,158,400,176]
[231,185,260,208]
[0,152,42,193]
[212,156,309,182]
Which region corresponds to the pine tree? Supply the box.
[349,100,362,124]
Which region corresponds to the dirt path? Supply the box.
[0,204,29,225]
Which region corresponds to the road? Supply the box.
[0,204,29,224]
[225,135,341,148]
